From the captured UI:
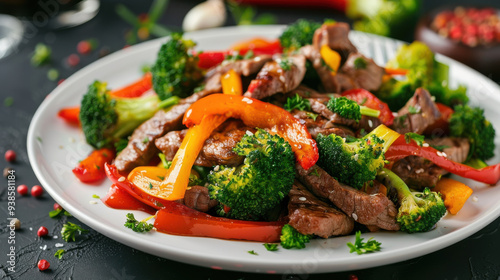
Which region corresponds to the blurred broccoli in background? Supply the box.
[346,0,420,40]
[376,42,468,111]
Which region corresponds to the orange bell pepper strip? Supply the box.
[154,201,284,242]
[434,178,473,215]
[183,94,319,170]
[72,148,115,183]
[108,72,153,98]
[155,71,244,200]
[320,45,341,74]
[384,68,409,76]
[58,106,81,126]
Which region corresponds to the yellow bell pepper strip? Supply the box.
[386,135,500,185]
[221,69,243,95]
[320,45,341,73]
[155,71,244,200]
[183,94,319,170]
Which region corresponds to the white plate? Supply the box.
[27,25,500,274]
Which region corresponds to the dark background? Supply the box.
[1,0,499,279]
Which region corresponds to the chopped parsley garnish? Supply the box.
[61,222,89,242]
[115,138,128,153]
[4,97,13,107]
[430,144,450,151]
[49,208,71,218]
[404,132,425,147]
[263,243,279,251]
[353,57,367,70]
[31,43,52,66]
[157,176,165,180]
[243,50,254,59]
[306,112,318,121]
[54,249,66,260]
[408,105,421,114]
[92,194,100,199]
[279,58,293,71]
[158,153,172,169]
[247,250,258,255]
[347,231,381,255]
[124,213,154,233]
[148,182,153,189]
[284,94,311,112]
[142,137,149,144]
[310,168,321,177]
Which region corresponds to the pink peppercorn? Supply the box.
[5,150,16,162]
[31,185,43,197]
[17,184,28,196]
[37,259,50,271]
[37,226,48,237]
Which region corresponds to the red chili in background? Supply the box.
[73,148,115,183]
[341,88,395,126]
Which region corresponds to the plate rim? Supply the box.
[27,25,500,274]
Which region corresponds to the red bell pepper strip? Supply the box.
[58,106,80,126]
[183,94,318,170]
[154,201,285,242]
[109,72,152,98]
[105,163,170,209]
[73,148,115,183]
[341,88,395,126]
[386,136,500,185]
[102,184,156,215]
[235,0,347,12]
[197,51,231,69]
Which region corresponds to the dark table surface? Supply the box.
[1,0,500,279]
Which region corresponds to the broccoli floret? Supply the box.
[280,224,311,249]
[316,124,400,189]
[347,0,420,40]
[80,81,179,149]
[151,33,203,100]
[377,168,446,233]
[207,129,295,221]
[377,42,468,110]
[327,97,380,121]
[279,19,322,52]
[449,105,496,161]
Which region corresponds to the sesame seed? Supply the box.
[245,130,253,136]
[299,197,307,201]
[89,200,97,204]
[407,165,411,170]
[368,120,373,128]
[353,154,359,161]
[118,176,125,182]
[352,213,358,221]
[241,97,253,104]
[53,236,58,239]
[415,168,424,174]
[214,165,220,172]
[472,196,478,202]
[68,137,75,143]
[422,143,429,147]
[55,243,64,248]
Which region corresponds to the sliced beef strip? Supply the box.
[291,110,355,139]
[244,54,306,100]
[177,185,218,212]
[288,181,354,238]
[309,98,359,128]
[296,164,400,231]
[392,88,441,134]
[183,54,273,104]
[425,137,470,163]
[340,53,385,92]
[300,45,357,93]
[313,22,357,63]
[155,120,254,167]
[391,156,446,189]
[115,103,191,173]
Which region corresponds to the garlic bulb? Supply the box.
[183,0,227,32]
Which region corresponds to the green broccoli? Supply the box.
[207,129,295,221]
[449,105,496,161]
[346,0,420,40]
[376,168,446,233]
[80,81,180,149]
[377,42,468,110]
[316,124,400,189]
[151,33,203,100]
[327,96,380,121]
[279,19,322,52]
[280,224,311,249]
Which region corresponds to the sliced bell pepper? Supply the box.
[154,201,285,242]
[102,184,156,215]
[73,148,115,183]
[197,50,231,69]
[221,69,243,95]
[109,72,152,98]
[341,88,395,126]
[105,163,170,209]
[58,106,80,126]
[386,135,500,185]
[320,45,341,73]
[384,68,409,76]
[230,38,283,56]
[183,94,319,170]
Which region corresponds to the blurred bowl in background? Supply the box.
[415,6,500,80]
